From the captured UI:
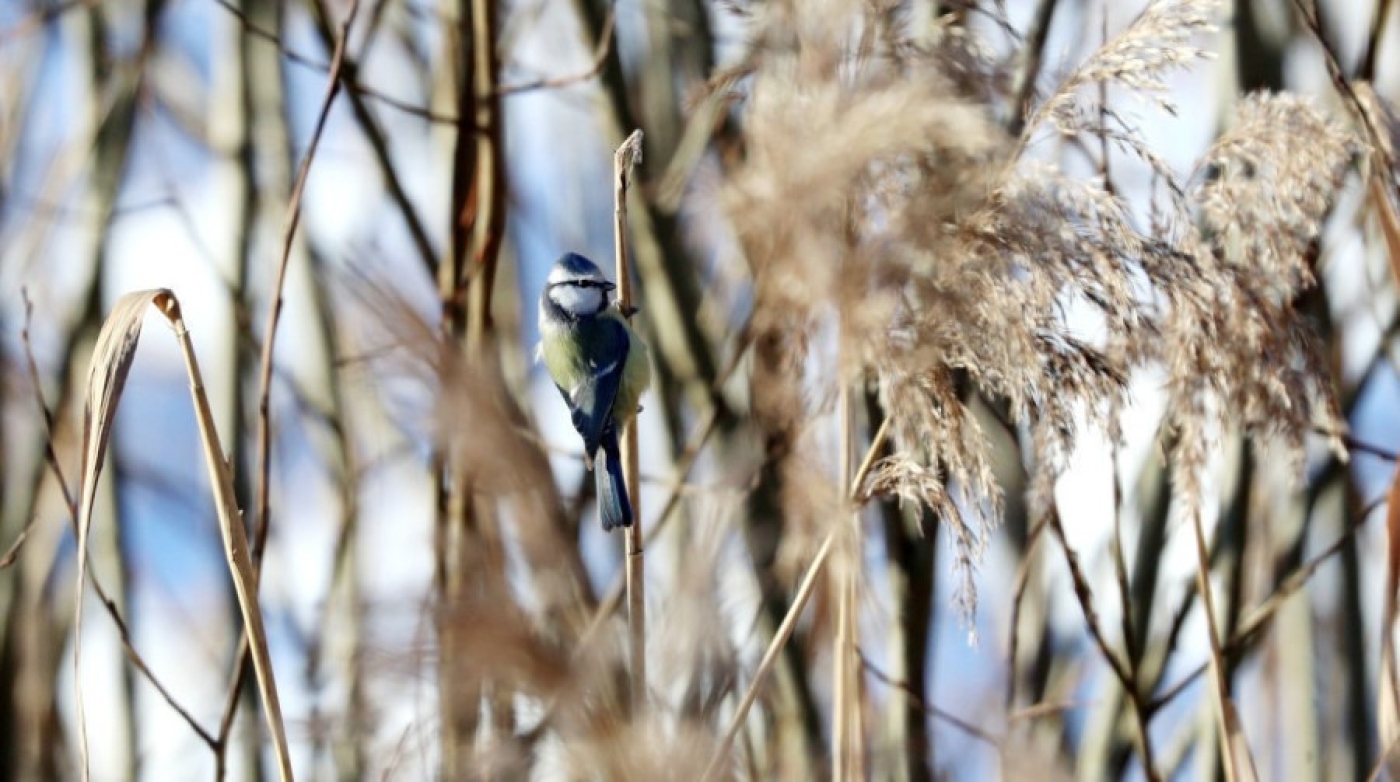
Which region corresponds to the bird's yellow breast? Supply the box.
[608,311,651,428]
[538,308,650,428]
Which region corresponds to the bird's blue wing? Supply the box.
[568,317,629,459]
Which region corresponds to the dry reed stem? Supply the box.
[614,128,646,712]
[702,531,834,782]
[1188,508,1259,782]
[74,290,292,781]
[832,384,863,780]
[832,387,852,781]
[1368,83,1400,770]
[701,418,890,782]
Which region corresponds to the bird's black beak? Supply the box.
[602,281,617,292]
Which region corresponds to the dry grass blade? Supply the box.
[73,290,293,782]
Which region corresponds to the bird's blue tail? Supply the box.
[596,428,633,531]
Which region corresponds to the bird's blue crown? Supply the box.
[554,252,603,278]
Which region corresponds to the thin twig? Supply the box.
[855,648,1000,747]
[1340,432,1399,462]
[215,0,358,763]
[208,0,612,124]
[1046,505,1161,779]
[494,8,615,96]
[251,0,357,566]
[1045,510,1132,688]
[208,0,457,125]
[1,293,72,567]
[0,0,97,44]
[1004,513,1050,709]
[306,0,437,279]
[1150,494,1386,713]
[1108,420,1160,779]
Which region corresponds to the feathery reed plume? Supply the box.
[1166,92,1357,491]
[721,0,1355,628]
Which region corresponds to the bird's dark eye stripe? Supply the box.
[547,278,608,291]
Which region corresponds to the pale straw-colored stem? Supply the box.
[614,129,646,711]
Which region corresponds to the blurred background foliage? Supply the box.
[1,0,1399,779]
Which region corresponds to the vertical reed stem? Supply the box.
[614,129,646,712]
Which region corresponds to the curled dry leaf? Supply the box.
[74,289,294,782]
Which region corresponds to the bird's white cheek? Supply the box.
[550,286,603,313]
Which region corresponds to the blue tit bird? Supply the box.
[537,252,651,531]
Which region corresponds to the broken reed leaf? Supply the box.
[74,289,294,782]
